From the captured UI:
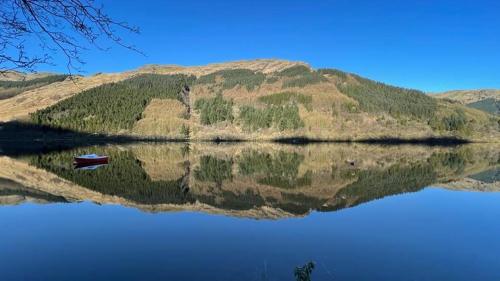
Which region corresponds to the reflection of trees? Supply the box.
[30,148,193,205]
[331,163,436,209]
[238,150,311,189]
[194,155,233,186]
[28,145,493,217]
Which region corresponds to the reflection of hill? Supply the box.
[0,177,68,205]
[2,143,499,219]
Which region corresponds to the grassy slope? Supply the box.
[20,60,500,141]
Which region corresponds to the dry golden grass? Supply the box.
[0,71,57,81]
[132,99,189,138]
[136,59,307,77]
[0,72,135,121]
[130,143,188,182]
[433,89,500,104]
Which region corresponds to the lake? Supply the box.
[0,143,499,281]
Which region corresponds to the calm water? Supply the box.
[0,143,499,281]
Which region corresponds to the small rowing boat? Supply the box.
[74,154,109,165]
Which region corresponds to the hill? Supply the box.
[1,59,499,141]
[433,89,500,115]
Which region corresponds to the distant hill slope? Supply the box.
[433,89,500,115]
[1,59,499,141]
[0,74,69,100]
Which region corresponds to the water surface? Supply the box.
[0,143,499,280]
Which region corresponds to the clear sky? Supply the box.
[40,0,500,92]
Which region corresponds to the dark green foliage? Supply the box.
[194,155,233,185]
[294,262,315,281]
[196,69,266,91]
[336,74,437,120]
[31,74,195,133]
[277,65,327,88]
[277,65,312,77]
[239,104,304,131]
[277,65,326,87]
[429,109,468,132]
[29,148,193,205]
[258,92,312,111]
[467,98,500,115]
[0,75,69,100]
[283,74,327,88]
[238,150,311,189]
[194,94,234,125]
[238,105,272,130]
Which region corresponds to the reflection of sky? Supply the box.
[1,188,500,281]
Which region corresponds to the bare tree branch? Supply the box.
[0,0,141,74]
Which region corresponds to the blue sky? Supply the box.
[41,0,500,92]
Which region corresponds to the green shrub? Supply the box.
[239,104,304,131]
[196,69,265,91]
[31,74,195,132]
[429,109,468,132]
[194,94,234,125]
[258,92,312,111]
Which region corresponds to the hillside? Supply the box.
[433,89,500,115]
[0,74,69,100]
[1,60,499,141]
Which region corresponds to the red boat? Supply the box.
[74,154,109,165]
